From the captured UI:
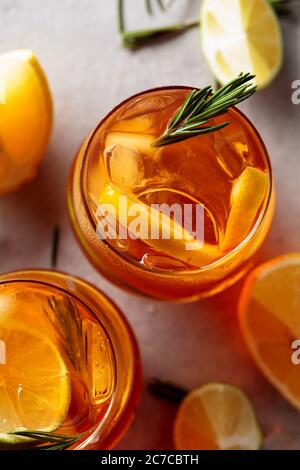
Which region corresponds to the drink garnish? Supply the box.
[7,431,85,451]
[153,73,257,147]
[0,323,70,449]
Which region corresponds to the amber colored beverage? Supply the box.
[68,87,274,301]
[0,270,141,450]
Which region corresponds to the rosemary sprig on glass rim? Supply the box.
[153,72,257,147]
[8,430,87,451]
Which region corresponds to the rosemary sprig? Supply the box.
[44,295,85,375]
[9,430,85,451]
[117,0,198,49]
[121,19,199,48]
[153,72,257,147]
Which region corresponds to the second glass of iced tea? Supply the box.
[68,87,274,301]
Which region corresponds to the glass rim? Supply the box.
[80,85,273,276]
[0,268,141,450]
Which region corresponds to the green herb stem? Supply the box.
[153,72,257,147]
[9,430,85,451]
[121,19,199,49]
[117,0,125,34]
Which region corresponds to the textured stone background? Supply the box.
[0,0,300,449]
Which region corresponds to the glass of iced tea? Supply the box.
[0,270,141,450]
[68,87,274,301]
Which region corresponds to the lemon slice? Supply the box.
[200,0,283,89]
[0,322,70,448]
[239,254,300,411]
[174,382,263,450]
[98,183,219,267]
[0,49,53,194]
[222,166,268,251]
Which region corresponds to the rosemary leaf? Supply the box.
[8,430,84,451]
[145,0,152,15]
[153,72,257,147]
[156,0,165,12]
[117,0,125,34]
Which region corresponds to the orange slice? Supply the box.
[239,253,300,411]
[0,322,70,447]
[174,382,262,450]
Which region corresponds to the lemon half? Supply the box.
[174,382,263,450]
[201,0,283,89]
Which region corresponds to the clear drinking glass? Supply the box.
[0,269,141,450]
[68,87,275,301]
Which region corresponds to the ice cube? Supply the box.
[82,319,114,405]
[105,131,155,156]
[120,93,177,121]
[212,117,250,179]
[113,91,187,135]
[109,116,155,134]
[104,132,152,189]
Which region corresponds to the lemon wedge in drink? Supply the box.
[174,383,263,450]
[0,49,53,194]
[200,0,283,89]
[98,183,219,267]
[0,322,70,449]
[222,166,268,251]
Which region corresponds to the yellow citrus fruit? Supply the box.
[239,253,300,411]
[174,382,262,450]
[0,322,70,447]
[200,0,283,89]
[0,49,53,194]
[98,182,219,267]
[222,166,269,251]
